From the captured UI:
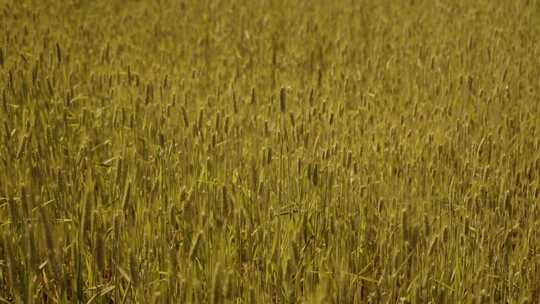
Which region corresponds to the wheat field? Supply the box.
[1,0,540,303]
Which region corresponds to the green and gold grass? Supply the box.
[1,0,540,302]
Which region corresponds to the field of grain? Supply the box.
[1,0,540,303]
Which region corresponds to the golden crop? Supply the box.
[1,0,539,303]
